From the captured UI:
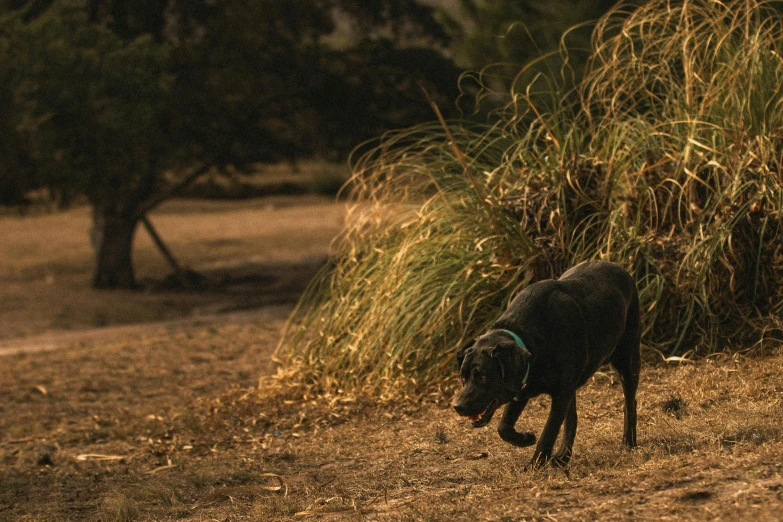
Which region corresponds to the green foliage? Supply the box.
[168,0,461,165]
[281,0,783,396]
[0,14,36,205]
[1,2,174,209]
[2,0,462,189]
[442,0,624,95]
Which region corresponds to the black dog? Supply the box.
[453,261,640,467]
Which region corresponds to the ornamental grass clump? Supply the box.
[279,0,783,397]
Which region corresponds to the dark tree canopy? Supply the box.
[0,0,462,287]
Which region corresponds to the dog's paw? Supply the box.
[498,428,536,448]
[551,448,572,467]
[527,451,551,470]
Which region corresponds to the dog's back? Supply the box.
[495,261,639,372]
[557,261,638,348]
[559,261,637,306]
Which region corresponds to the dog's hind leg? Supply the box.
[613,351,639,448]
[498,398,536,447]
[610,296,641,448]
[553,399,577,466]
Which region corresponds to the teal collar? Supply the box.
[498,328,525,349]
[497,329,530,388]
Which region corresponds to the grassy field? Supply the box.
[0,194,782,521]
[0,194,344,340]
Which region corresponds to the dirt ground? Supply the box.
[1,196,783,521]
[0,195,343,340]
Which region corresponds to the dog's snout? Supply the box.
[453,402,469,416]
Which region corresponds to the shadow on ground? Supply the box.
[147,256,329,314]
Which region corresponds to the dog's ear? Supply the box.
[456,339,475,370]
[491,341,531,388]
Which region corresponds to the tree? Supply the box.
[168,0,462,164]
[0,0,462,288]
[2,3,180,287]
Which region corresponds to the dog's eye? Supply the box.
[473,369,486,383]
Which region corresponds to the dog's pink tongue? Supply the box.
[468,414,481,423]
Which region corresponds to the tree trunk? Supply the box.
[90,206,139,289]
[87,165,210,290]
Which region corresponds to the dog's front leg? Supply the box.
[530,392,574,469]
[498,398,536,447]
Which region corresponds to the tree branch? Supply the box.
[135,163,211,218]
[140,215,184,276]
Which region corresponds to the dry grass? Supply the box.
[1,316,781,520]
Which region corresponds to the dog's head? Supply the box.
[453,330,532,428]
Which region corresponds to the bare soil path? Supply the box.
[0,308,283,358]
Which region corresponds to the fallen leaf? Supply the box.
[76,454,128,462]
